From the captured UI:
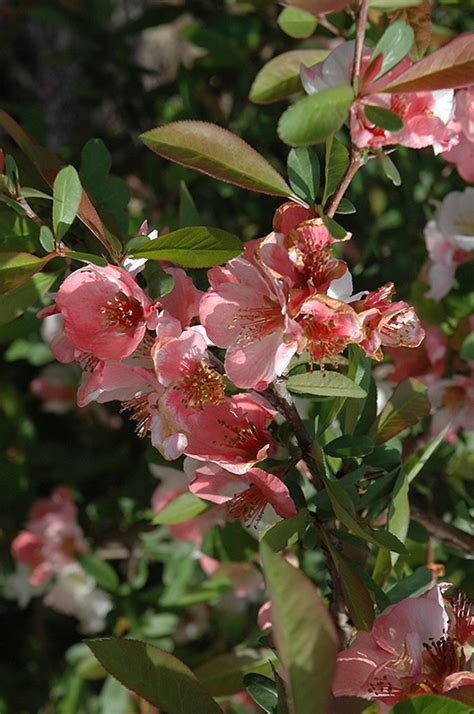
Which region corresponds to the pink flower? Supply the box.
[353,283,425,360]
[333,585,474,710]
[429,372,474,443]
[442,87,474,182]
[200,253,302,390]
[424,188,474,300]
[189,462,297,525]
[387,324,447,385]
[30,365,76,414]
[298,294,364,365]
[158,267,203,329]
[11,487,89,585]
[182,393,276,474]
[40,264,158,361]
[200,555,264,599]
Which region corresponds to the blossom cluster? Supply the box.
[6,487,112,633]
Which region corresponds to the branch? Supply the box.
[411,505,474,556]
[351,0,370,90]
[325,149,363,217]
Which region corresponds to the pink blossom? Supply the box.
[150,463,190,513]
[429,372,474,443]
[353,283,425,360]
[333,585,474,710]
[199,555,264,599]
[442,87,474,182]
[30,365,76,413]
[158,267,203,329]
[189,462,297,525]
[200,254,302,390]
[11,487,89,585]
[299,294,364,365]
[387,325,447,385]
[40,264,158,361]
[182,393,276,474]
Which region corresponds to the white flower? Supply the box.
[435,188,474,252]
[43,563,112,634]
[3,565,46,608]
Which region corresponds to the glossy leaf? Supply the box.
[323,136,349,204]
[86,639,221,714]
[277,7,317,39]
[39,226,55,252]
[324,435,374,458]
[260,543,338,714]
[382,32,474,92]
[129,227,243,268]
[369,21,414,78]
[261,509,311,552]
[52,166,83,240]
[278,85,354,146]
[249,49,328,104]
[321,213,350,240]
[379,152,402,186]
[364,106,404,132]
[195,650,278,697]
[287,147,320,203]
[335,197,356,214]
[140,121,291,197]
[0,271,60,326]
[371,378,430,445]
[386,566,433,604]
[152,492,209,525]
[0,252,52,295]
[389,694,472,713]
[287,371,367,398]
[244,673,278,714]
[179,181,200,227]
[370,0,423,7]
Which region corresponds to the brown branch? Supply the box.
[16,196,45,228]
[325,149,363,217]
[411,505,474,556]
[351,0,370,89]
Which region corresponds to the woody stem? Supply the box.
[325,149,363,217]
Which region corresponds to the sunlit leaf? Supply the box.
[195,650,278,697]
[287,371,367,398]
[130,227,243,268]
[371,378,430,444]
[0,252,52,294]
[277,7,317,39]
[0,271,60,326]
[287,147,320,202]
[52,166,82,240]
[278,85,354,146]
[249,49,328,104]
[368,20,414,78]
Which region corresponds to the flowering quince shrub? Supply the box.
[0,2,473,713]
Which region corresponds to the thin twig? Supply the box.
[411,505,474,557]
[16,196,45,228]
[326,149,363,217]
[351,0,370,89]
[317,14,346,39]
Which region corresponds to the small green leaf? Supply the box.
[321,213,349,240]
[379,152,402,186]
[261,509,311,552]
[335,198,356,214]
[52,166,82,240]
[0,271,61,326]
[65,251,108,267]
[202,522,258,563]
[260,543,338,714]
[287,371,367,398]
[0,252,52,294]
[371,378,430,445]
[39,226,55,252]
[278,85,354,147]
[386,566,433,604]
[277,7,317,39]
[370,0,422,8]
[86,639,221,714]
[244,673,278,713]
[195,650,278,698]
[287,147,320,203]
[78,554,119,592]
[364,105,404,132]
[179,181,200,227]
[324,435,374,458]
[140,121,291,197]
[130,226,243,268]
[368,20,415,78]
[249,50,328,104]
[460,332,474,361]
[152,492,209,525]
[389,694,473,713]
[323,137,349,204]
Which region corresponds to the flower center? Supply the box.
[121,393,155,437]
[100,290,144,332]
[178,360,225,409]
[302,316,348,366]
[227,485,267,527]
[77,352,100,372]
[217,417,268,457]
[380,310,419,346]
[422,636,461,680]
[446,592,473,645]
[233,297,283,345]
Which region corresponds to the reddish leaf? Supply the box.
[382,32,474,92]
[249,49,328,104]
[0,110,116,255]
[393,0,432,61]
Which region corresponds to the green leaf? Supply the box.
[202,522,258,563]
[20,188,53,201]
[324,435,374,458]
[373,466,410,583]
[244,673,278,713]
[287,147,320,203]
[261,509,311,552]
[277,7,317,39]
[65,251,109,267]
[39,225,55,252]
[389,694,473,713]
[368,20,414,78]
[386,566,433,603]
[78,554,119,592]
[321,213,350,240]
[260,543,338,714]
[278,85,354,147]
[129,227,242,269]
[382,32,474,92]
[195,650,278,698]
[370,0,422,8]
[179,181,200,227]
[0,271,60,326]
[140,121,291,197]
[52,166,82,240]
[152,492,209,525]
[249,50,328,104]
[335,198,356,214]
[364,106,404,132]
[323,137,349,204]
[0,252,52,294]
[460,332,474,361]
[287,371,367,398]
[86,639,221,714]
[404,424,449,485]
[379,152,402,186]
[371,378,431,445]
[282,0,351,13]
